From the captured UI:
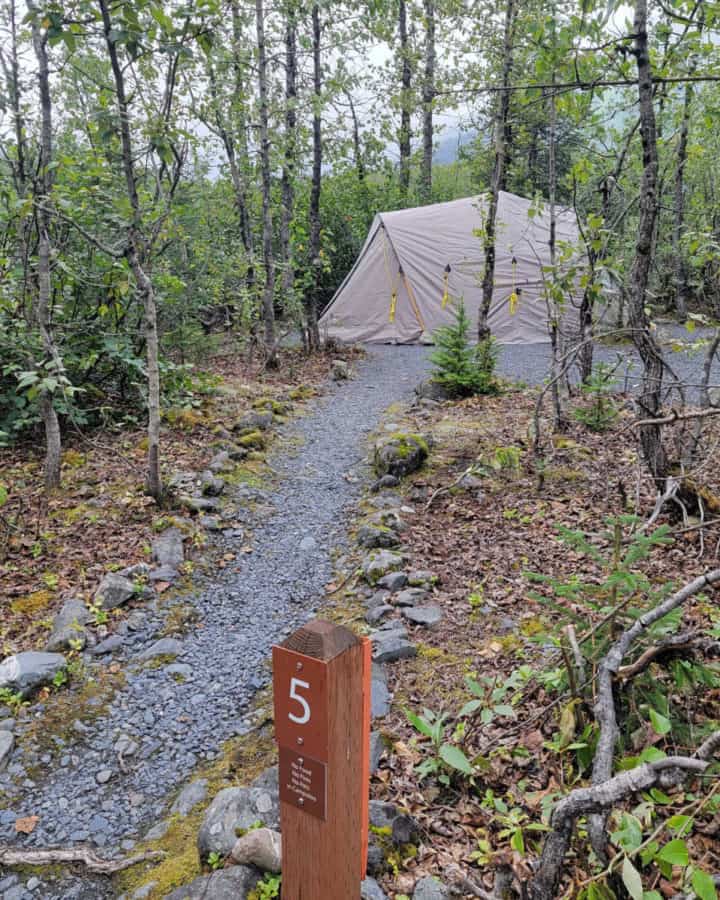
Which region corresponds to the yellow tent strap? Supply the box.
[441,264,451,309]
[400,266,426,332]
[381,226,401,323]
[509,256,519,315]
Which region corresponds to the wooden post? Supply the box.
[273,619,370,899]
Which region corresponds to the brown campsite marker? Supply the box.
[273,619,371,899]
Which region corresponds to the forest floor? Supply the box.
[357,379,720,898]
[1,332,719,900]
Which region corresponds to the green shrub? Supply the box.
[430,299,498,397]
[573,363,619,432]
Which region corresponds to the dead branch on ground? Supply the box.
[0,844,164,873]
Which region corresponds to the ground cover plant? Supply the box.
[364,385,720,899]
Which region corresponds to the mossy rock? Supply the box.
[288,385,316,401]
[237,430,266,450]
[373,432,429,479]
[252,397,291,416]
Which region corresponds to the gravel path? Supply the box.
[0,346,432,900]
[495,325,720,400]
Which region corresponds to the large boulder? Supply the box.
[165,866,261,900]
[402,606,443,627]
[0,651,66,698]
[94,573,136,610]
[45,598,91,652]
[233,411,274,434]
[362,877,389,900]
[374,433,429,479]
[152,528,184,569]
[413,876,451,899]
[198,768,279,859]
[230,827,282,873]
[331,359,350,381]
[357,525,400,550]
[362,550,404,584]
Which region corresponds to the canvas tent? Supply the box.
[319,191,583,344]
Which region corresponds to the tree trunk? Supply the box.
[255,0,278,366]
[306,2,322,351]
[281,1,298,322]
[419,0,435,205]
[30,4,63,490]
[478,0,516,340]
[99,0,162,499]
[627,0,668,487]
[546,82,567,431]
[230,0,255,301]
[672,81,692,321]
[398,0,412,200]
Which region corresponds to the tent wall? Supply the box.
[319,192,583,344]
[319,221,422,344]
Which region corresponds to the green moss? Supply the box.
[288,384,316,401]
[161,603,200,636]
[389,432,429,459]
[238,430,266,450]
[544,466,585,484]
[10,589,54,616]
[61,449,86,469]
[140,654,178,670]
[115,708,278,899]
[252,397,290,416]
[19,668,126,766]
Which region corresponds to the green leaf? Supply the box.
[439,744,474,775]
[510,828,525,854]
[622,857,644,900]
[404,709,435,740]
[458,699,483,717]
[657,839,689,867]
[611,814,643,853]
[649,708,672,735]
[666,814,693,836]
[691,869,718,900]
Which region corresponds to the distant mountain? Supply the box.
[432,128,476,165]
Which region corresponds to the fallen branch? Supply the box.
[644,476,680,530]
[0,845,164,873]
[616,629,699,681]
[425,464,482,513]
[588,568,720,861]
[529,752,715,900]
[444,863,495,899]
[628,407,720,430]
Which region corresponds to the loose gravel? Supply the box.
[0,346,431,899]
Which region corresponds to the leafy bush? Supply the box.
[430,299,498,397]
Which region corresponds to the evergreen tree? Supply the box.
[430,300,498,397]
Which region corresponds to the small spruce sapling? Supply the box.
[430,299,498,397]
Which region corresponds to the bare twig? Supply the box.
[616,630,699,681]
[588,568,720,859]
[0,845,164,873]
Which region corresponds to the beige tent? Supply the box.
[319,191,583,344]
